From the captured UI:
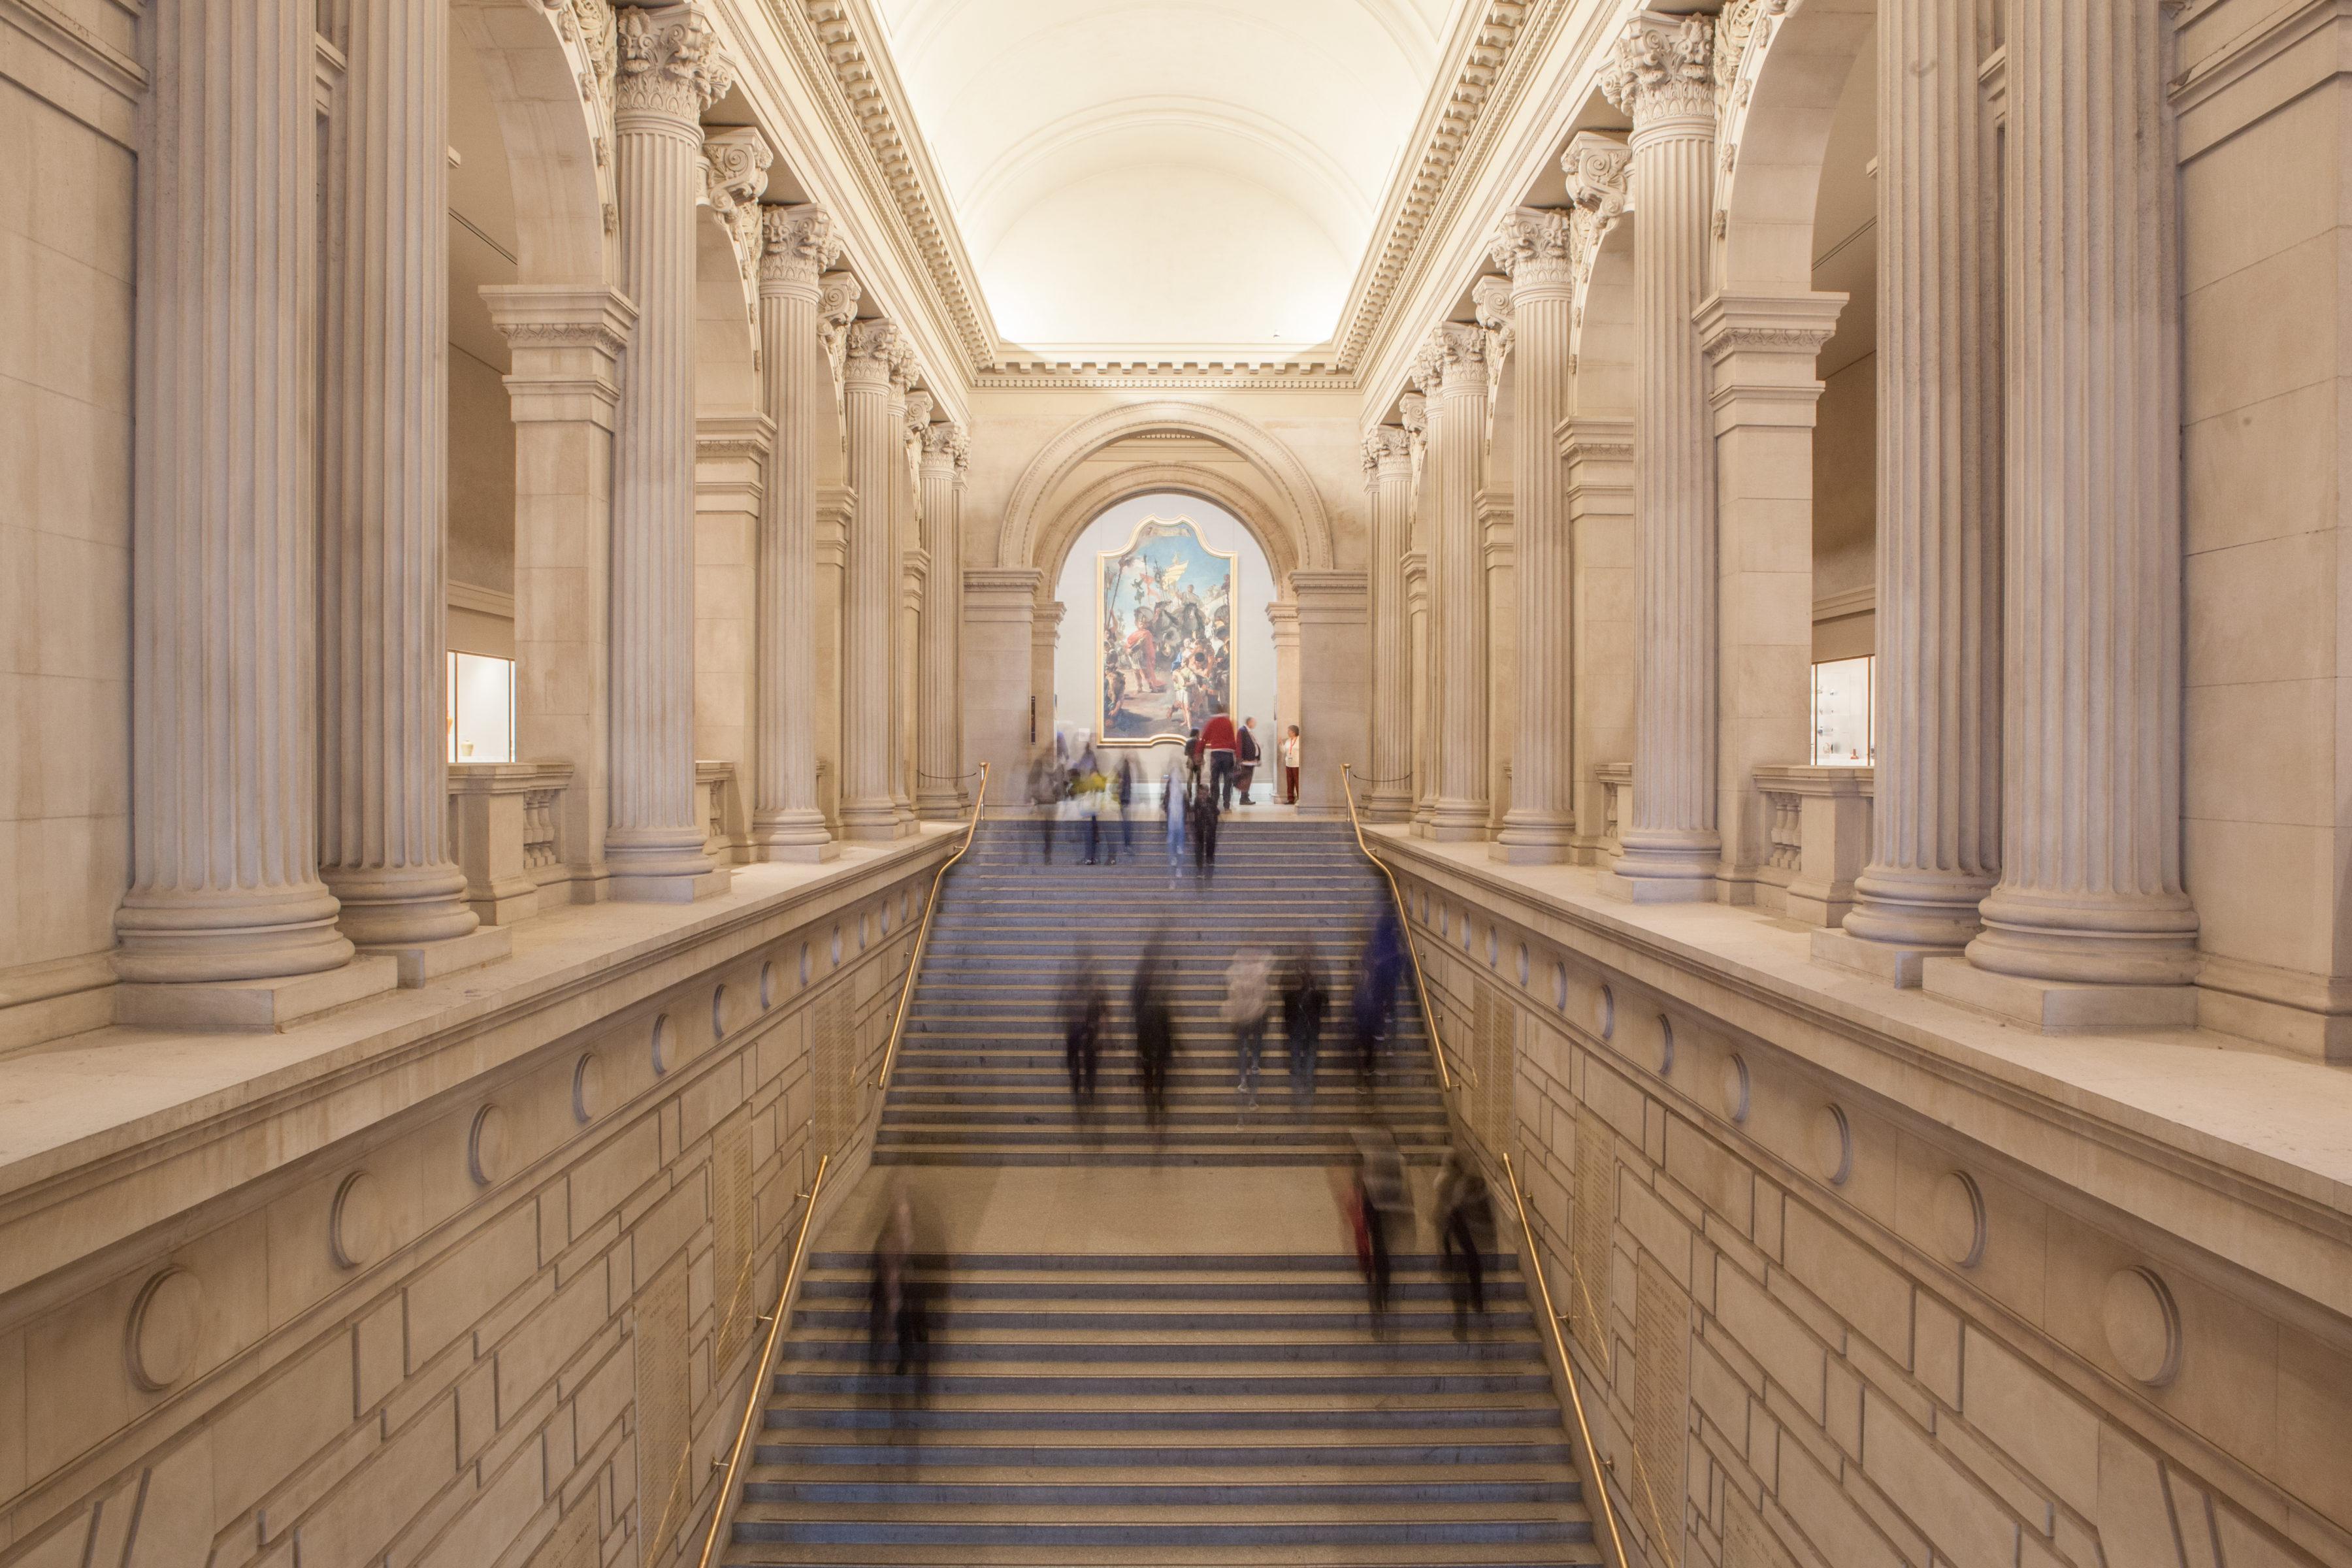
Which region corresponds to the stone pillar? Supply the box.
[1599,11,1720,901]
[312,0,508,983]
[840,319,913,838]
[1292,574,1370,819]
[1364,427,1415,821]
[692,415,768,820]
[1490,209,1578,862]
[962,567,1043,804]
[1698,293,1844,906]
[1925,0,2198,1029]
[1817,0,2001,985]
[1425,325,1492,841]
[917,421,968,817]
[750,204,841,860]
[814,483,853,832]
[605,3,731,900]
[1401,390,1437,834]
[1269,600,1302,792]
[1561,418,1636,865]
[114,0,399,1025]
[1032,601,1066,751]
[483,287,633,907]
[896,386,929,821]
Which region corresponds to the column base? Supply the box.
[1594,864,1717,905]
[1599,831,1720,904]
[323,864,481,949]
[604,828,725,903]
[751,811,840,862]
[1811,928,1953,989]
[1920,956,2198,1032]
[1426,800,1492,843]
[608,866,732,904]
[839,798,914,841]
[915,792,968,820]
[751,839,841,864]
[1492,812,1574,864]
[362,925,514,988]
[118,956,399,1034]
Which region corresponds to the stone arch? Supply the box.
[997,402,1335,581]
[693,212,759,415]
[1574,218,1638,417]
[1712,0,1874,293]
[1036,466,1304,602]
[451,0,613,287]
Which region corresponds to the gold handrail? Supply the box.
[1503,1152,1632,1568]
[874,761,989,1091]
[694,1151,830,1568]
[1338,762,1450,1095]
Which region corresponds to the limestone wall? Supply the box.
[0,843,949,1568]
[1378,834,2352,1568]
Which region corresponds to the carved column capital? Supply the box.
[844,316,898,386]
[1599,10,1716,132]
[701,127,770,210]
[903,388,934,438]
[759,203,841,292]
[1473,275,1516,366]
[1489,206,1577,290]
[1363,423,1414,477]
[921,418,965,462]
[614,3,732,123]
[1430,321,1487,392]
[1562,131,1634,221]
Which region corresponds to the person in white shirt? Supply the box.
[1224,949,1273,1113]
[1281,725,1303,804]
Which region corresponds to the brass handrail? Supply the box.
[694,1151,830,1568]
[1338,762,1451,1094]
[874,760,989,1090]
[1503,1152,1632,1568]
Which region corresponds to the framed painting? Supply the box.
[1095,515,1236,745]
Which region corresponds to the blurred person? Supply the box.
[1074,750,1108,865]
[1132,934,1177,1136]
[1113,752,1138,860]
[1282,938,1328,1104]
[1435,1150,1496,1337]
[1281,724,1303,804]
[1224,946,1273,1115]
[1064,949,1107,1122]
[1027,751,1062,863]
[1353,908,1408,1088]
[1190,774,1219,881]
[1199,705,1239,813]
[1235,716,1262,804]
[867,1188,934,1399]
[1164,757,1188,875]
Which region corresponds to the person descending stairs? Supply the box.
[876,819,1452,1166]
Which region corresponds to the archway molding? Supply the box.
[452,0,614,287]
[1712,0,1874,294]
[998,402,1336,586]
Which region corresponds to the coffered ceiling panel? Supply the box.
[874,0,1460,350]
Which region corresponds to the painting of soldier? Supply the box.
[1097,516,1236,743]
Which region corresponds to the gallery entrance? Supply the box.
[1049,493,1290,801]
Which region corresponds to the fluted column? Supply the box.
[1817,0,2000,985]
[1926,0,2198,1028]
[1365,427,1414,821]
[1599,12,1719,900]
[604,3,731,899]
[314,0,509,984]
[1032,602,1066,751]
[840,319,913,839]
[1401,392,1436,833]
[917,421,968,817]
[1426,325,1491,841]
[1490,209,1578,862]
[889,355,923,826]
[114,0,399,1023]
[750,204,841,860]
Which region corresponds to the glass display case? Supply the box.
[448,651,517,764]
[1811,655,1873,766]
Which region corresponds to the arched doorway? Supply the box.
[1048,495,1288,799]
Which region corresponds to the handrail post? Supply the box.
[694,1152,831,1568]
[1338,762,1451,1094]
[875,761,989,1092]
[1503,1152,1633,1568]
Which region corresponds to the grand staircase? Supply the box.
[709,815,1605,1567]
[876,818,1450,1166]
[728,1250,1601,1565]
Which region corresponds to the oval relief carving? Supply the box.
[468,1104,509,1187]
[573,1051,604,1125]
[1595,985,1616,1041]
[651,1013,674,1075]
[1810,1104,1853,1186]
[1654,1013,1676,1075]
[331,1171,387,1271]
[1933,1171,1986,1269]
[2102,1266,2182,1386]
[126,1267,204,1392]
[1720,1054,1751,1123]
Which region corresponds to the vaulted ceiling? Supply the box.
[872,0,1460,351]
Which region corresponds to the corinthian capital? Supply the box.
[1431,321,1486,389]
[615,3,732,122]
[1561,132,1633,224]
[844,317,900,383]
[1409,336,1447,395]
[922,419,964,461]
[702,128,771,210]
[1362,424,1413,475]
[904,389,934,436]
[1399,391,1428,440]
[1489,207,1576,286]
[888,337,923,392]
[1599,10,1714,129]
[760,203,842,289]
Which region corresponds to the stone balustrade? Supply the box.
[1753,764,1874,928]
[1593,762,1631,860]
[699,759,747,864]
[447,762,576,926]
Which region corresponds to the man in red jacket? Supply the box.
[1198,707,1239,815]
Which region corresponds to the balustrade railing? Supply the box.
[448,761,575,926]
[1752,764,1873,928]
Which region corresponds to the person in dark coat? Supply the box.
[1435,1150,1496,1337]
[1235,717,1263,805]
[1132,934,1177,1135]
[1282,938,1328,1104]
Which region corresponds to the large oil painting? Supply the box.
[1096,515,1235,745]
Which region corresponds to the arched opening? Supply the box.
[1047,494,1288,800]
